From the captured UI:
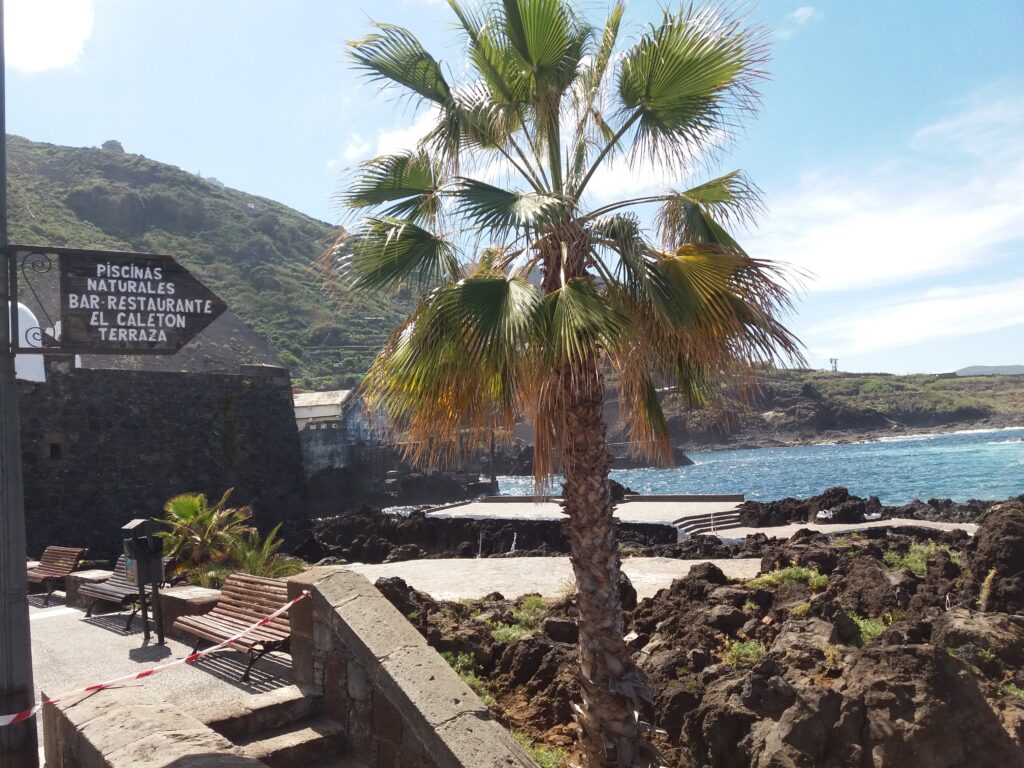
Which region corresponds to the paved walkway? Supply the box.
[349,557,763,601]
[27,592,295,747]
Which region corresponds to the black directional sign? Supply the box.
[46,247,227,354]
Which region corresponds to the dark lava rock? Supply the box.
[824,553,901,618]
[619,571,638,611]
[492,634,579,733]
[681,644,1024,768]
[963,500,1024,612]
[542,617,579,644]
[382,543,425,563]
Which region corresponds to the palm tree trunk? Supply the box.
[559,364,652,768]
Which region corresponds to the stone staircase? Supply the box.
[674,509,743,537]
[200,685,362,768]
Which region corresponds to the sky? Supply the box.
[4,0,1023,374]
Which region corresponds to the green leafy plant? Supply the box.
[747,566,828,592]
[513,733,568,768]
[442,651,495,707]
[157,488,255,574]
[788,602,810,619]
[1002,683,1024,702]
[489,595,548,643]
[847,612,885,647]
[883,541,961,576]
[721,639,766,667]
[229,523,306,579]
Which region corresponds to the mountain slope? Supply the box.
[6,135,410,387]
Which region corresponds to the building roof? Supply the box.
[293,390,353,409]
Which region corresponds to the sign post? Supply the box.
[0,4,39,765]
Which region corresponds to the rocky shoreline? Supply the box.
[368,500,1024,767]
[292,487,1022,566]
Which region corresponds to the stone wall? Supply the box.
[288,567,535,768]
[19,362,308,561]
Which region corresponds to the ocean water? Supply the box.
[497,427,1024,506]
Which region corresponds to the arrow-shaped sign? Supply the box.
[25,246,229,355]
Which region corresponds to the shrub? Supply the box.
[1002,683,1024,702]
[229,523,306,579]
[883,541,961,576]
[847,612,885,646]
[788,602,811,619]
[722,639,766,667]
[158,488,254,574]
[441,651,494,707]
[489,595,547,643]
[747,566,828,592]
[512,733,568,768]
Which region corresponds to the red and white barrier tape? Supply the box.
[0,589,310,728]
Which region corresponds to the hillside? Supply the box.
[6,135,412,388]
[661,369,1024,448]
[956,365,1024,376]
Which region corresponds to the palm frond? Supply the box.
[616,6,766,170]
[341,152,444,223]
[341,217,460,292]
[348,23,451,104]
[656,170,762,249]
[543,277,628,365]
[451,178,566,236]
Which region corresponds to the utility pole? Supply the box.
[0,0,40,763]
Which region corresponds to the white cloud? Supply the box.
[749,97,1024,293]
[804,277,1024,357]
[790,6,819,25]
[376,108,439,156]
[777,5,821,39]
[5,0,94,73]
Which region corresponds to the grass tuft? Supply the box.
[721,638,766,667]
[747,566,828,592]
[488,594,547,644]
[441,651,494,707]
[513,733,568,768]
[883,541,961,576]
[847,611,885,646]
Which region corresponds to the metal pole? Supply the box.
[0,0,39,763]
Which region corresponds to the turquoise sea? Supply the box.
[497,427,1024,506]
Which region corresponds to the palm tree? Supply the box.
[229,523,306,579]
[158,488,255,574]
[326,2,802,765]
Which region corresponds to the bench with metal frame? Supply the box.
[79,554,172,631]
[27,546,88,606]
[172,572,292,681]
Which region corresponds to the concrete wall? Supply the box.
[42,686,269,768]
[19,362,308,561]
[288,567,535,768]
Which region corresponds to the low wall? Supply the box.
[288,567,535,768]
[42,685,268,768]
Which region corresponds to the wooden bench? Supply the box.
[79,555,172,631]
[27,546,88,606]
[172,573,291,681]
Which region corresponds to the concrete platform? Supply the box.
[348,557,763,601]
[28,590,295,745]
[429,495,743,526]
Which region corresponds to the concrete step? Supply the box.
[676,511,743,536]
[201,684,321,741]
[238,714,346,768]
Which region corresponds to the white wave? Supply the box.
[873,425,1024,444]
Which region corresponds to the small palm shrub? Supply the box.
[230,523,306,579]
[158,489,303,587]
[158,488,255,573]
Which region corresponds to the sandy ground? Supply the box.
[348,557,763,601]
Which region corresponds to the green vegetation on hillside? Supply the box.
[7,135,412,388]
